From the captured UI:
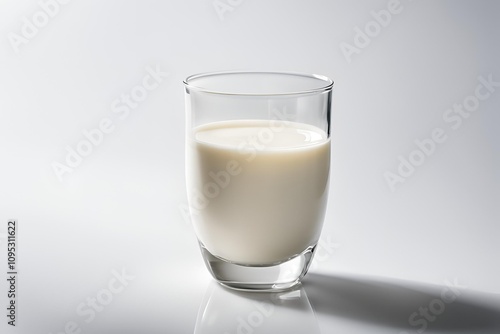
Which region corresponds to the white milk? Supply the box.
[186,120,330,265]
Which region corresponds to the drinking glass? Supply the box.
[184,71,333,291]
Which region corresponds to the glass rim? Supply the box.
[183,71,334,96]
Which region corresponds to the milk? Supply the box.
[186,120,330,265]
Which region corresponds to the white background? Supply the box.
[0,0,499,333]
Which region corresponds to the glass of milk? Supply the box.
[184,71,333,291]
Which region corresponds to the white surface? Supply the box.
[0,0,499,333]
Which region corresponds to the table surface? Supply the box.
[1,0,499,333]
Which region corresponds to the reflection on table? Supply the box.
[194,282,321,334]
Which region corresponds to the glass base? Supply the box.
[198,242,317,292]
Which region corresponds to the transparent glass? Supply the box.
[184,71,333,291]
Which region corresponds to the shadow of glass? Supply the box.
[303,272,500,333]
[194,282,321,334]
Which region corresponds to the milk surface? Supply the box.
[186,120,330,265]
